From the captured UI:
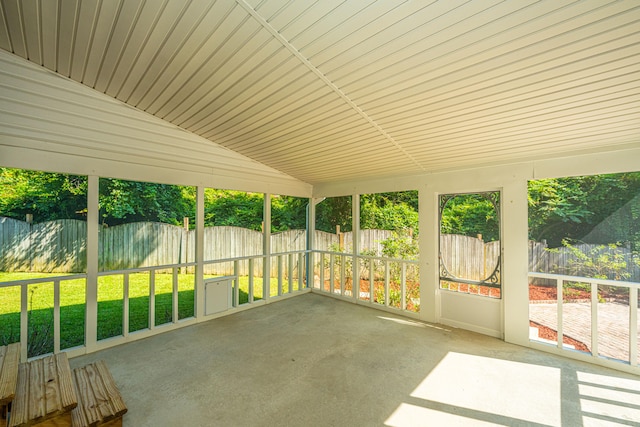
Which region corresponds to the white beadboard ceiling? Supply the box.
[0,0,639,184]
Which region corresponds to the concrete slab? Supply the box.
[70,293,640,426]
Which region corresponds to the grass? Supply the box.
[0,271,303,357]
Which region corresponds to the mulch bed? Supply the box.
[529,320,590,352]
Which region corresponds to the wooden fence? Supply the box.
[0,217,87,272]
[1,216,638,281]
[440,234,500,281]
[529,240,640,283]
[0,217,393,276]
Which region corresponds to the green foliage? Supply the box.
[528,173,640,249]
[315,191,419,234]
[204,189,264,230]
[0,168,87,222]
[440,193,499,242]
[4,168,640,255]
[271,195,307,232]
[548,239,631,281]
[379,231,418,261]
[315,196,352,232]
[373,282,420,312]
[204,191,308,232]
[360,192,418,232]
[99,178,195,227]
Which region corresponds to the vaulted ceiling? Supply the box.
[1,0,639,184]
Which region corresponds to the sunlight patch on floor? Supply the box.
[385,403,501,427]
[376,316,451,331]
[578,371,640,425]
[394,352,562,426]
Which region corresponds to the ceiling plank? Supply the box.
[2,0,26,58]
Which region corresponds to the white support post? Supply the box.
[307,198,321,289]
[298,252,304,290]
[591,282,599,357]
[501,178,529,345]
[341,255,346,295]
[122,273,129,337]
[385,260,390,307]
[278,255,283,296]
[248,259,254,303]
[319,253,325,291]
[401,263,407,311]
[630,287,638,366]
[195,186,205,318]
[557,278,563,350]
[85,175,99,352]
[264,193,271,301]
[288,253,294,293]
[20,284,27,361]
[123,273,130,337]
[309,252,315,289]
[369,259,374,303]
[54,280,60,354]
[352,194,360,301]
[419,185,438,323]
[329,254,335,294]
[149,270,155,329]
[234,260,240,307]
[172,267,179,323]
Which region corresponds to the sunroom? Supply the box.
[0,1,639,425]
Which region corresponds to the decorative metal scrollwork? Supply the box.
[439,192,501,289]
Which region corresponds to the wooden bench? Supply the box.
[9,352,77,427]
[0,343,20,425]
[70,361,126,427]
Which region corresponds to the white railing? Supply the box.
[203,250,309,303]
[528,272,639,368]
[0,251,311,361]
[310,251,420,316]
[0,273,87,361]
[96,262,198,341]
[1,250,422,361]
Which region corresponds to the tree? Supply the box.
[315,196,352,233]
[271,195,307,232]
[0,168,87,222]
[360,193,418,232]
[99,179,195,226]
[440,193,499,242]
[203,189,263,230]
[528,173,640,249]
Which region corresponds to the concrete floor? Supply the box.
[70,293,640,426]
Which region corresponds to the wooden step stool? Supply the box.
[0,343,20,426]
[9,352,77,427]
[70,361,127,427]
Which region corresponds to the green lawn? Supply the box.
[0,272,302,357]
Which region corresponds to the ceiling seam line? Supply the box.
[235,0,426,172]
